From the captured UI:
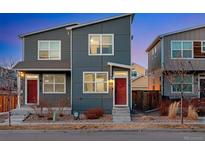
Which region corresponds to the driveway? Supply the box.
[0,130,204,141]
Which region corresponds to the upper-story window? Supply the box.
[88,34,114,55]
[151,47,156,56]
[38,40,61,60]
[171,41,193,59]
[201,41,205,53]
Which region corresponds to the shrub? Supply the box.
[187,105,198,120]
[57,97,69,117]
[84,107,104,119]
[168,102,179,119]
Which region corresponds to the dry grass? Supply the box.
[0,123,205,130]
[140,116,155,121]
[168,102,179,119]
[187,105,198,120]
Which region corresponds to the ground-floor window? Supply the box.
[171,74,193,93]
[43,74,66,93]
[83,72,108,93]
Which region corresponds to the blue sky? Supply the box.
[1,13,205,68]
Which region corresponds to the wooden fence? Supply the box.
[132,90,161,112]
[0,95,17,112]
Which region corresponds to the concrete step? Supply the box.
[112,112,131,116]
[112,110,130,114]
[113,118,131,123]
[112,107,131,123]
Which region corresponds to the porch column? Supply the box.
[17,71,21,108]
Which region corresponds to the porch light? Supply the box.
[109,79,114,84]
[18,71,25,78]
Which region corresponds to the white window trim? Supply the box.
[88,34,114,56]
[83,72,109,94]
[42,74,66,94]
[201,41,205,53]
[198,73,205,98]
[38,40,61,60]
[171,75,194,94]
[171,40,193,59]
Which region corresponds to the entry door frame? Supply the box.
[113,72,128,107]
[198,74,205,98]
[25,74,39,105]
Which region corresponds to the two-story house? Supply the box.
[146,25,205,99]
[13,14,134,119]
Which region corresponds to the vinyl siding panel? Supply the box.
[148,42,161,73]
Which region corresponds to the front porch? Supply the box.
[16,71,71,108]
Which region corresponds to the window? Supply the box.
[89,34,114,55]
[201,41,205,53]
[172,75,193,93]
[131,70,137,78]
[43,74,66,93]
[151,47,156,56]
[38,40,61,60]
[83,72,108,93]
[171,41,193,58]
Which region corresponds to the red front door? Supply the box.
[27,80,38,104]
[115,78,127,105]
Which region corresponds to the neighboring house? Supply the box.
[131,63,148,91]
[0,66,17,92]
[146,24,205,99]
[13,14,134,114]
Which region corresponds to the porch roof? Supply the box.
[13,61,71,71]
[107,62,132,69]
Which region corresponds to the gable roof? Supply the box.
[66,13,135,30]
[146,24,205,52]
[19,23,79,38]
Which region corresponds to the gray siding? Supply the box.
[24,27,70,67]
[163,27,205,71]
[72,16,131,113]
[148,42,161,73]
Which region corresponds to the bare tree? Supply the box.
[1,58,18,70]
[162,59,197,124]
[0,58,18,126]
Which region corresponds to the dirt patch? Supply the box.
[0,113,8,123]
[25,114,112,123]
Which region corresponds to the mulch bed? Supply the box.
[25,113,112,123]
